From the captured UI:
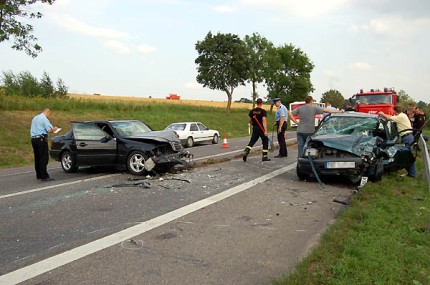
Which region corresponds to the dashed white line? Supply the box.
[0,174,121,200]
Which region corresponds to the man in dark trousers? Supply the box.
[30,108,59,181]
[242,98,271,162]
[273,98,289,157]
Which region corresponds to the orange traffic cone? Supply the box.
[221,134,230,148]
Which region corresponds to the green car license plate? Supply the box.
[325,162,355,169]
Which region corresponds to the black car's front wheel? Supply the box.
[61,151,78,173]
[127,151,148,175]
[296,164,310,180]
[368,161,383,182]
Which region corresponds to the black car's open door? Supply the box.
[72,122,117,166]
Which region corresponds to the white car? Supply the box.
[165,122,219,147]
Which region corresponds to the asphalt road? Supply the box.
[0,132,353,285]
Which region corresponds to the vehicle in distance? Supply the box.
[165,122,219,148]
[296,112,415,183]
[289,101,325,127]
[50,120,191,175]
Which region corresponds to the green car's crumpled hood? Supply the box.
[309,134,377,155]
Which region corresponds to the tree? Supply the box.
[18,71,40,97]
[1,70,19,95]
[397,89,415,109]
[264,43,314,107]
[243,32,272,108]
[195,32,248,112]
[0,0,55,58]
[40,71,54,98]
[321,89,345,108]
[0,70,68,98]
[416,101,427,109]
[54,77,68,99]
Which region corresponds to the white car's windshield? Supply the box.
[167,124,186,131]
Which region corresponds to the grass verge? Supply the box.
[273,149,430,285]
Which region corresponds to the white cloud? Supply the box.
[104,40,131,54]
[348,62,372,70]
[51,15,130,40]
[241,0,347,17]
[349,15,430,39]
[212,5,234,13]
[137,44,157,54]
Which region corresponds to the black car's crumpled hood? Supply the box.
[309,134,377,155]
[128,130,180,143]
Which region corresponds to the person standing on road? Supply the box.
[242,98,271,162]
[30,108,59,181]
[289,95,342,158]
[273,98,290,158]
[379,106,417,178]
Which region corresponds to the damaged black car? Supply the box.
[296,112,415,183]
[49,120,191,175]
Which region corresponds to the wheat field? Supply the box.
[69,93,272,110]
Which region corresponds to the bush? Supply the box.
[0,70,69,99]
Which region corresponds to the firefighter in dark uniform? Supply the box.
[242,98,271,162]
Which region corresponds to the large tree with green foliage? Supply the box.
[264,44,314,106]
[195,31,248,112]
[0,0,55,57]
[321,89,344,108]
[243,32,272,108]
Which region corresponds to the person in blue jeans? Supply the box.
[289,96,342,158]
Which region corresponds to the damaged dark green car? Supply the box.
[296,112,415,184]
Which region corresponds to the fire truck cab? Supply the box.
[351,88,398,115]
[289,101,325,127]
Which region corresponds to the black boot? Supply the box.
[262,156,271,162]
[242,148,250,162]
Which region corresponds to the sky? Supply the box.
[1,0,430,103]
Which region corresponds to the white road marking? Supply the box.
[194,138,295,161]
[0,174,121,200]
[0,163,297,285]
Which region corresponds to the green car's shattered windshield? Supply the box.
[316,116,378,136]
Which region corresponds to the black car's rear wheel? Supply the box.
[127,151,148,175]
[61,151,78,173]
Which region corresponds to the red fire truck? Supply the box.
[351,88,398,115]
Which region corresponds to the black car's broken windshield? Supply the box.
[316,116,378,136]
[110,121,152,138]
